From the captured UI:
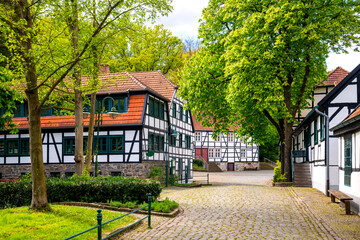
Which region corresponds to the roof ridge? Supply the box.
[125,72,148,89]
[156,70,178,88]
[328,66,350,78]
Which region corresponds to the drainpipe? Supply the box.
[315,107,330,196]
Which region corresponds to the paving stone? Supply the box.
[116,171,360,240]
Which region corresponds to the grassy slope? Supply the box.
[0,205,137,240]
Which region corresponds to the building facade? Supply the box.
[293,64,360,194]
[331,105,360,213]
[0,70,194,182]
[193,116,259,171]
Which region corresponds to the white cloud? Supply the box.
[155,0,209,39]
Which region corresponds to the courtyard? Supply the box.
[118,171,360,240]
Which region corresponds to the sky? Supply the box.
[156,0,360,72]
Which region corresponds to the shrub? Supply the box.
[193,159,203,167]
[0,175,162,208]
[149,166,164,182]
[139,197,179,213]
[273,160,287,182]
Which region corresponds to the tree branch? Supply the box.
[262,109,284,140]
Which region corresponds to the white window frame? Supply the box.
[241,148,246,158]
[228,133,234,142]
[209,149,214,158]
[195,132,201,142]
[215,148,221,158]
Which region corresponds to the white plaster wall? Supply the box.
[312,165,327,194]
[6,157,18,164]
[20,157,31,164]
[331,85,357,103]
[0,157,3,164]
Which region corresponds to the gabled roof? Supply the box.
[192,115,214,131]
[13,94,146,129]
[82,71,177,101]
[320,67,349,86]
[331,104,360,135]
[318,64,360,107]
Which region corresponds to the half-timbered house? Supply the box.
[331,105,360,213]
[293,64,360,194]
[193,116,259,171]
[0,68,194,182]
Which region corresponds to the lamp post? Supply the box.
[166,125,178,187]
[84,96,119,177]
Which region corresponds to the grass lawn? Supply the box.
[0,205,137,240]
[193,164,205,171]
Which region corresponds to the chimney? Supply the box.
[100,64,110,74]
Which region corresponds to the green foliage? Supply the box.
[104,25,183,75]
[0,205,136,240]
[139,198,179,213]
[149,166,164,182]
[0,176,162,208]
[110,200,137,209]
[273,161,287,183]
[193,159,203,167]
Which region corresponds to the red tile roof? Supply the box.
[82,71,176,100]
[192,115,214,131]
[320,67,349,86]
[13,94,145,129]
[343,105,360,122]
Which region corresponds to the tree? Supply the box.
[0,0,172,210]
[179,0,360,180]
[104,24,183,74]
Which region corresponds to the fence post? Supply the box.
[207,173,209,185]
[185,166,188,183]
[148,193,152,229]
[97,209,102,240]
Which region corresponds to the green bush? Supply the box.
[0,175,162,208]
[149,166,164,182]
[109,200,137,209]
[273,160,287,182]
[139,197,179,213]
[193,159,203,167]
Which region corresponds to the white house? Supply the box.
[192,116,259,171]
[331,105,360,213]
[0,68,194,182]
[293,64,360,194]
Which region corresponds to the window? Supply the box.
[178,133,183,148]
[169,135,176,146]
[65,172,74,177]
[215,148,220,158]
[344,135,352,186]
[148,97,164,119]
[185,110,188,123]
[304,127,311,147]
[216,135,221,142]
[94,136,107,154]
[0,140,4,156]
[228,133,234,142]
[179,106,183,121]
[209,149,214,158]
[185,135,191,149]
[241,148,246,158]
[148,133,164,152]
[109,136,124,153]
[63,138,75,155]
[320,116,325,141]
[314,119,318,144]
[20,139,29,155]
[111,172,123,176]
[7,140,19,155]
[95,96,127,114]
[172,103,176,118]
[195,132,201,142]
[50,172,60,178]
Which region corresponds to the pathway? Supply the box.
[117,171,360,240]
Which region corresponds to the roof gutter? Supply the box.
[314,107,330,196]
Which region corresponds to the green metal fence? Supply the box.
[64,193,152,240]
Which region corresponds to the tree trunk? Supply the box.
[85,92,96,172]
[69,0,84,175]
[19,0,49,211]
[283,118,293,182]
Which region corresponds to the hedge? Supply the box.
[0,175,162,208]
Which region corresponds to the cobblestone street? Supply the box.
[118,171,360,240]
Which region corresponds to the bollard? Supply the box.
[148,193,152,228]
[207,173,209,185]
[185,166,188,183]
[97,209,102,240]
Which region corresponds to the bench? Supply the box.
[328,190,353,215]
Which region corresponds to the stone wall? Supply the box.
[0,161,168,179]
[215,162,259,171]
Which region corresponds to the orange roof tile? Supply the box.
[343,105,360,122]
[13,94,145,129]
[192,115,214,131]
[319,67,349,86]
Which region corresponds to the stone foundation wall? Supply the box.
[0,161,167,179]
[215,162,259,171]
